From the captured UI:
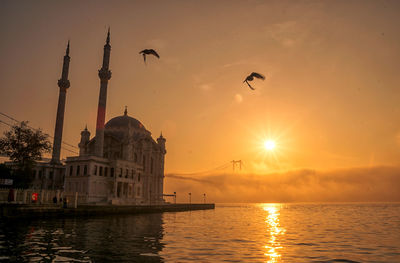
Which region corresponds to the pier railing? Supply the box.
[0,188,87,207]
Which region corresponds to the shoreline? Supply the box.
[0,203,215,219]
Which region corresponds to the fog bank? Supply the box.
[164,166,400,203]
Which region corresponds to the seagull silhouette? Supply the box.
[243,72,265,90]
[139,49,160,64]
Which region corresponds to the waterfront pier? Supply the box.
[0,203,215,219]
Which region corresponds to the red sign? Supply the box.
[31,193,38,202]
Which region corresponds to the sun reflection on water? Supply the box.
[261,204,285,262]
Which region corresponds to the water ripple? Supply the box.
[0,203,399,262]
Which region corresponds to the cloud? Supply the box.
[265,21,303,48]
[222,59,250,68]
[396,131,400,146]
[161,57,182,71]
[234,93,243,103]
[161,120,177,138]
[164,166,400,203]
[199,83,212,91]
[166,174,212,184]
[146,39,167,49]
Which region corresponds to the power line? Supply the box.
[0,119,13,127]
[0,112,19,123]
[0,114,79,155]
[60,148,79,154]
[171,162,231,176]
[0,111,79,150]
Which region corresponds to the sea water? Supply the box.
[1,203,399,262]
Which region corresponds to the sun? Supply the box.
[264,140,276,151]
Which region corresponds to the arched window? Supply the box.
[76,165,80,176]
[84,165,87,175]
[111,167,114,177]
[69,166,73,176]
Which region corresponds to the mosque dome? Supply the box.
[105,115,145,130]
[105,107,146,130]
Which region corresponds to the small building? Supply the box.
[30,159,65,190]
[4,158,65,190]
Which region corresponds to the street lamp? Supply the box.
[203,193,206,204]
[188,192,191,205]
[174,191,176,204]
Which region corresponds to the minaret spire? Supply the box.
[106,27,110,45]
[95,30,112,157]
[51,41,71,164]
[66,40,70,56]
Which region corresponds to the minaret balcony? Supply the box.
[57,79,70,89]
[98,69,112,80]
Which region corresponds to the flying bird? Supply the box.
[243,72,265,90]
[139,49,160,63]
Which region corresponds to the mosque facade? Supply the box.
[65,108,166,205]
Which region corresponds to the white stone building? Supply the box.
[63,30,166,205]
[3,31,167,206]
[65,110,166,205]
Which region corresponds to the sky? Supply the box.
[1,1,400,201]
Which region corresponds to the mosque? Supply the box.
[30,30,166,205]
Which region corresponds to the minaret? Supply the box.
[78,125,90,156]
[51,41,71,164]
[95,28,112,157]
[157,132,166,154]
[157,132,166,203]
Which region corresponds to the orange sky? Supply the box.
[1,0,400,176]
